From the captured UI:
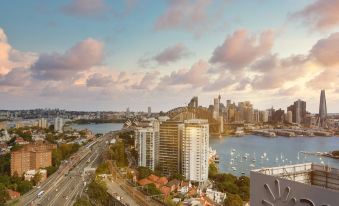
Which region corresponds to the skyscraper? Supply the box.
[317,90,328,128]
[287,99,306,124]
[54,117,64,133]
[181,119,209,182]
[188,96,198,108]
[135,127,158,170]
[158,121,184,176]
[147,106,151,117]
[213,95,220,119]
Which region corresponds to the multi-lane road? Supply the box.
[13,132,115,206]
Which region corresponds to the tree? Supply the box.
[74,197,92,206]
[224,193,243,206]
[109,142,128,167]
[208,163,218,178]
[0,154,10,176]
[87,179,109,205]
[44,166,58,176]
[32,172,42,186]
[95,162,110,175]
[144,183,162,196]
[16,180,33,194]
[170,173,185,181]
[164,197,177,206]
[137,167,152,179]
[0,183,9,204]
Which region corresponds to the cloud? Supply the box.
[61,0,108,17]
[0,28,11,75]
[31,38,104,81]
[86,73,114,87]
[251,53,278,72]
[309,32,339,66]
[292,0,339,30]
[132,71,160,90]
[154,0,213,34]
[209,29,274,72]
[0,68,30,87]
[0,27,37,76]
[203,72,236,91]
[139,44,191,67]
[277,86,301,96]
[154,44,191,65]
[307,68,339,90]
[160,60,210,87]
[250,55,308,90]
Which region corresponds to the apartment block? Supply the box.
[11,143,56,176]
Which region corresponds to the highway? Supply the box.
[14,132,115,206]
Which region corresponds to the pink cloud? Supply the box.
[132,71,160,90]
[61,0,108,17]
[160,60,210,87]
[31,38,104,80]
[209,29,274,71]
[154,44,191,65]
[310,32,339,66]
[307,69,339,90]
[155,0,213,34]
[0,27,37,76]
[0,28,11,75]
[292,0,339,30]
[86,73,114,87]
[250,54,308,90]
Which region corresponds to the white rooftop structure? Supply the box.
[251,163,339,205]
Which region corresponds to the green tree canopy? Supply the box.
[74,197,92,206]
[224,193,243,206]
[137,166,152,179]
[87,179,109,205]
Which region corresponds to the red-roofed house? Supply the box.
[138,178,153,186]
[147,174,160,182]
[15,137,29,145]
[167,179,181,192]
[157,177,168,186]
[160,186,171,198]
[6,189,20,200]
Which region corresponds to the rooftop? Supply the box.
[253,163,339,192]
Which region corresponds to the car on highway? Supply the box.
[37,191,44,198]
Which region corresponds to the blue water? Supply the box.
[210,135,339,176]
[71,123,123,134]
[70,123,339,176]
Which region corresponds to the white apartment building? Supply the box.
[135,127,158,170]
[38,118,48,129]
[54,117,64,133]
[181,119,209,182]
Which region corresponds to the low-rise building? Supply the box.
[24,169,47,183]
[205,189,226,205]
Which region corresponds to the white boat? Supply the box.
[232,167,237,171]
[249,164,255,167]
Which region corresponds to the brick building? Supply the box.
[10,143,56,176]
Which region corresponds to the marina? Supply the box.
[210,135,339,176]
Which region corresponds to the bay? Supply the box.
[70,123,123,134]
[210,135,339,176]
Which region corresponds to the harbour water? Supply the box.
[210,135,339,176]
[71,123,338,176]
[71,123,123,134]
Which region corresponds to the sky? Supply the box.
[0,0,339,112]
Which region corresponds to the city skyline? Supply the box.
[1,0,339,112]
